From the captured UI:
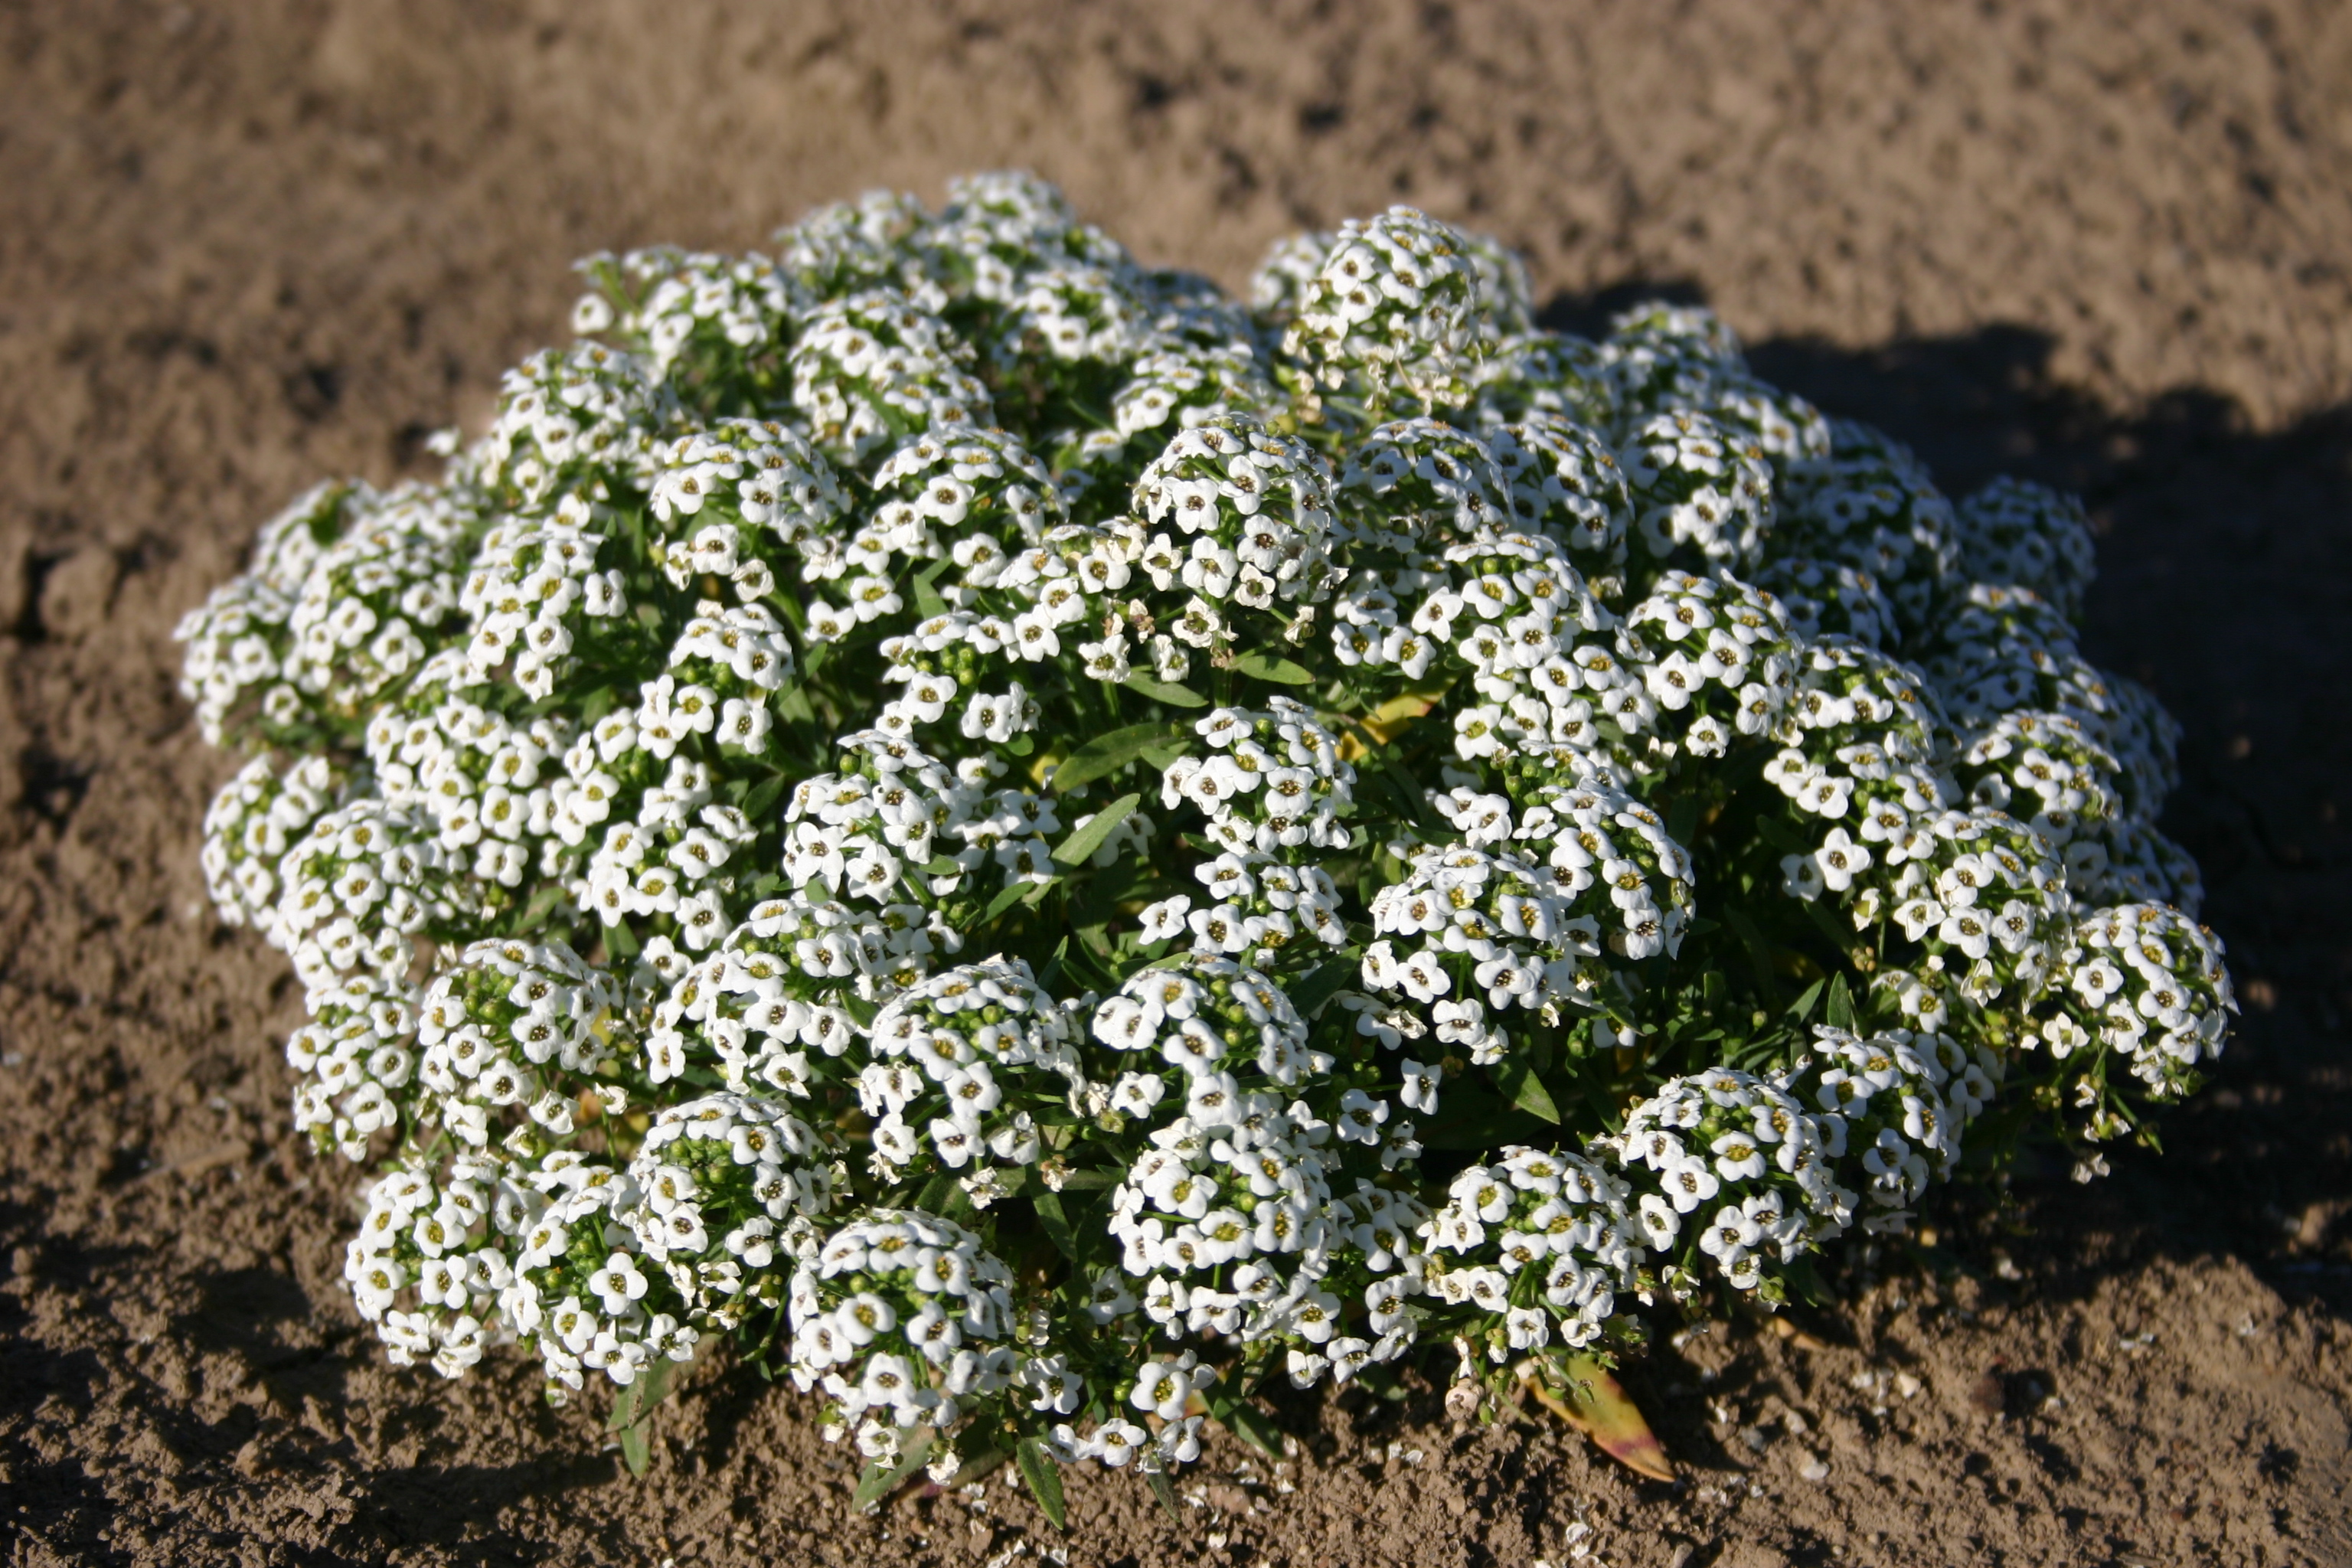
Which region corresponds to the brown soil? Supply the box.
[3,4,2350,1564]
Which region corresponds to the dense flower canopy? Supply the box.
[181,172,2230,1495]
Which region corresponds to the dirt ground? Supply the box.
[3,2,2350,1564]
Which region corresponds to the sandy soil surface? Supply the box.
[3,3,2350,1564]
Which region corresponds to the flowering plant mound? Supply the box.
[181,173,2233,1512]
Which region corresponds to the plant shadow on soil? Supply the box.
[7,306,2348,1566]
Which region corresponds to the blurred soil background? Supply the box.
[2,2,2351,1564]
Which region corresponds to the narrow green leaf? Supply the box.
[1499,1060,1563,1125]
[518,882,567,932]
[1723,908,1785,1002]
[1348,727,1441,833]
[914,1171,958,1214]
[1054,792,1143,867]
[619,1423,651,1477]
[602,917,639,961]
[1122,675,1207,708]
[1535,1355,1674,1483]
[1825,973,1857,1033]
[1016,1438,1068,1530]
[741,773,789,822]
[1754,812,1814,857]
[1665,792,1700,850]
[1219,1399,1289,1462]
[802,642,831,679]
[1231,652,1314,685]
[852,1426,935,1512]
[1050,1167,1122,1191]
[1145,1466,1184,1525]
[911,564,950,619]
[606,1377,645,1434]
[1804,897,1862,958]
[1050,721,1188,794]
[983,880,1037,924]
[1282,958,1357,1019]
[1785,975,1826,1023]
[1032,1191,1080,1262]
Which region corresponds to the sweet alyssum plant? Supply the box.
[178,172,2233,1514]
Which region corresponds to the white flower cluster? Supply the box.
[2038,903,2234,1106]
[1158,701,1356,856]
[1613,1026,1996,1298]
[856,959,1086,1200]
[786,1209,1031,1459]
[1421,1148,1639,1355]
[1132,416,1337,632]
[1280,207,1490,415]
[618,1093,834,1330]
[183,174,2232,1499]
[1093,955,1428,1391]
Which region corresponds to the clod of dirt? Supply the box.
[37,546,119,642]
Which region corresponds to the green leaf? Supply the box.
[910,558,951,619]
[518,881,568,933]
[1004,733,1035,756]
[1122,675,1207,708]
[1031,1191,1080,1262]
[802,642,831,680]
[1803,897,1862,959]
[1015,1437,1067,1530]
[1145,1466,1184,1526]
[1534,1355,1674,1483]
[619,1423,651,1477]
[1498,1060,1563,1125]
[1785,976,1826,1023]
[602,918,639,961]
[741,773,790,822]
[1754,812,1814,857]
[1348,727,1442,834]
[914,1172,958,1215]
[1054,792,1143,867]
[852,1426,935,1513]
[1724,908,1784,1002]
[1050,721,1189,794]
[639,1355,680,1406]
[1215,1397,1289,1462]
[1283,959,1357,1019]
[1825,973,1857,1033]
[606,1377,644,1434]
[1231,652,1314,685]
[1665,793,1700,850]
[1051,1167,1121,1191]
[1416,1087,1549,1149]
[983,880,1039,924]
